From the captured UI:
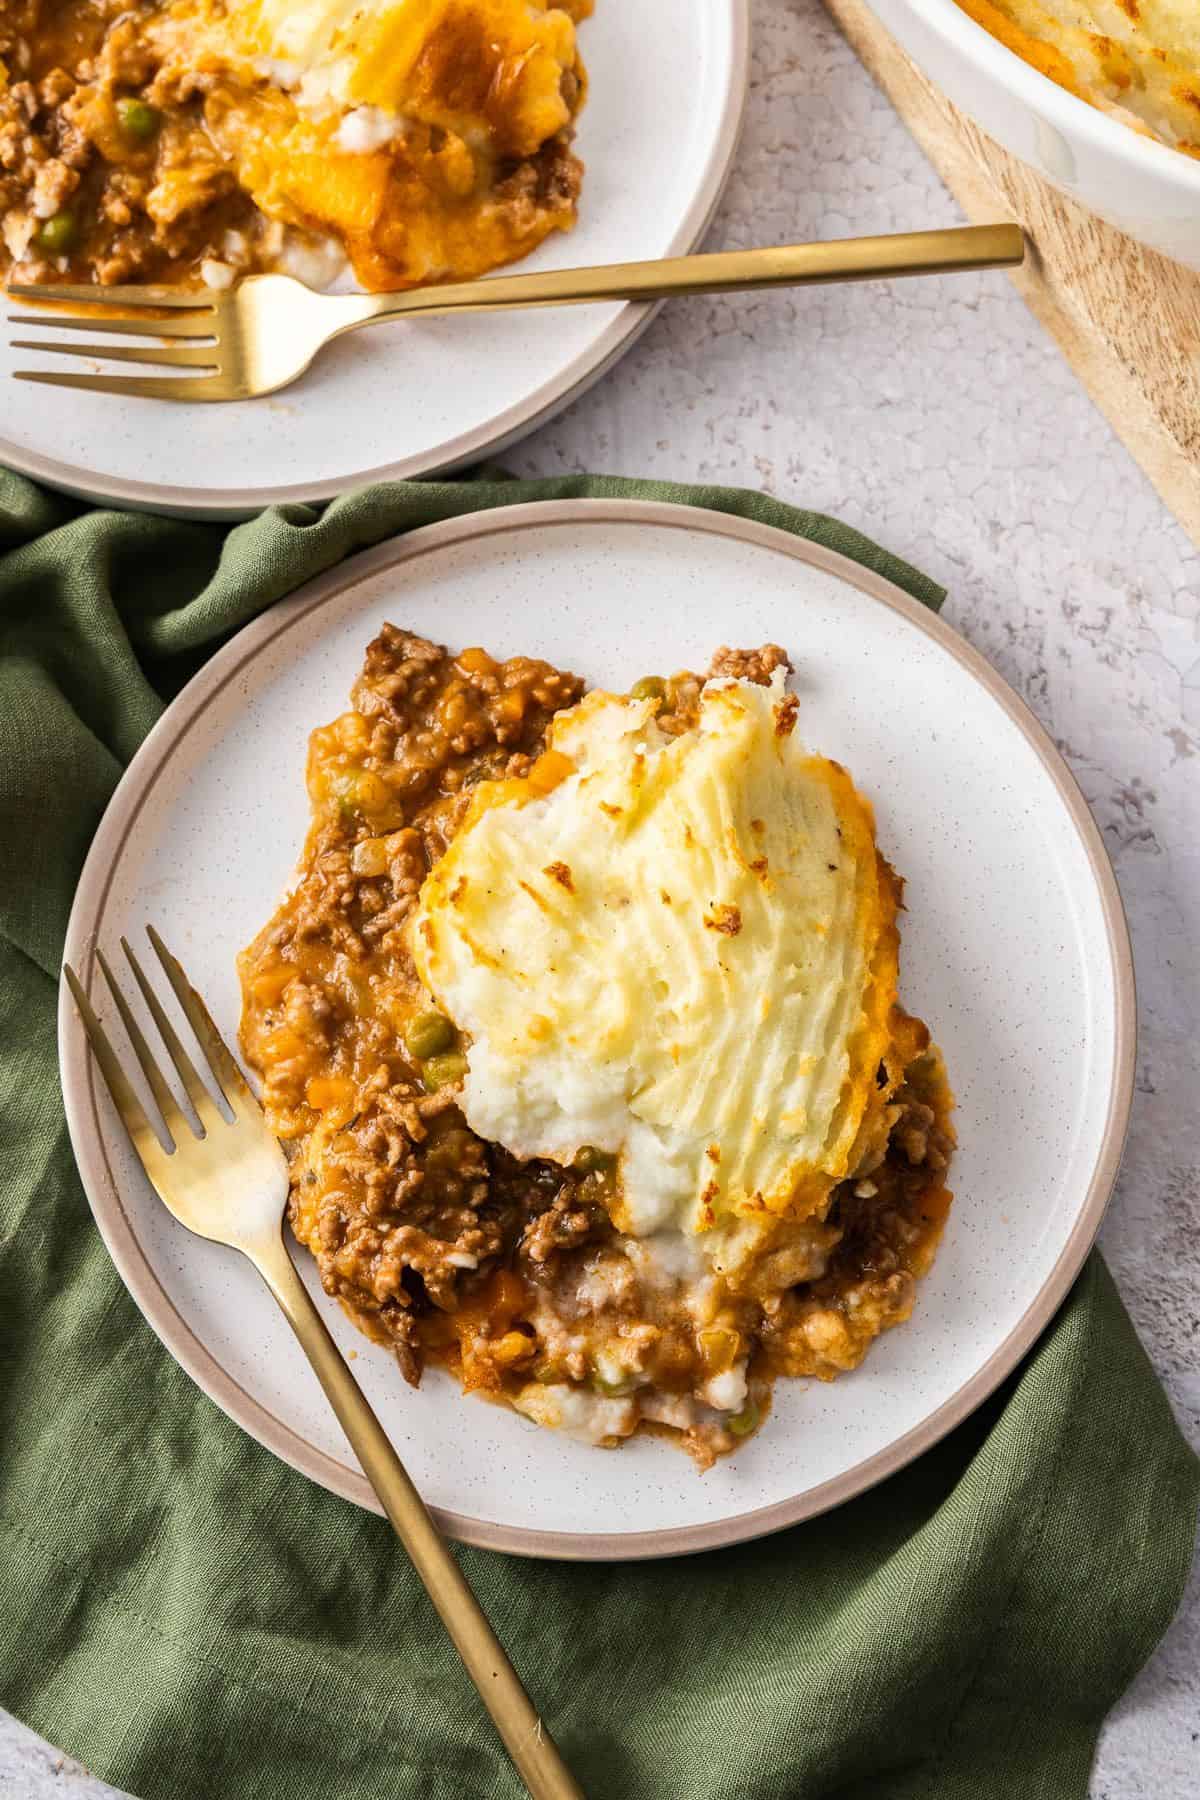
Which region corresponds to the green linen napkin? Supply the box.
[0,464,1195,1800]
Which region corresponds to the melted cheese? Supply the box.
[412,674,900,1253]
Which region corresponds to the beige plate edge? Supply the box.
[58,497,1137,1559]
[0,5,749,520]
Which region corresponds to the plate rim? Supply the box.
[1,1,750,521]
[59,497,1137,1560]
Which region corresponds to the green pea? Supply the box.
[573,1145,616,1176]
[116,96,161,141]
[404,1010,456,1061]
[590,1370,635,1397]
[422,1051,468,1092]
[34,211,78,256]
[332,771,363,818]
[330,767,393,822]
[630,676,667,704]
[727,1402,760,1438]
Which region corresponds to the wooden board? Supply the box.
[823,0,1200,548]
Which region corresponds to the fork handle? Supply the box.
[252,1232,585,1800]
[336,224,1024,329]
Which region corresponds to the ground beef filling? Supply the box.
[239,629,955,1466]
[1,0,584,288]
[1,0,268,285]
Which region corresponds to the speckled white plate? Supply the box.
[59,500,1135,1558]
[2,2,747,519]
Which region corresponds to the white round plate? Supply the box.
[3,2,747,519]
[60,500,1134,1559]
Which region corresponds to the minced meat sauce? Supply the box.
[1,0,585,289]
[239,629,955,1466]
[1,0,278,285]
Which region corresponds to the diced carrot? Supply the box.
[262,1027,307,1062]
[305,1076,356,1112]
[454,1267,527,1336]
[250,963,295,1006]
[491,1330,536,1369]
[527,749,575,795]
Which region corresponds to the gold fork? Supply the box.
[9,223,1024,402]
[63,928,584,1800]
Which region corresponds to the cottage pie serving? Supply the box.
[957,0,1200,156]
[1,0,591,289]
[239,632,955,1466]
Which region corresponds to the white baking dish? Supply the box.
[867,0,1200,268]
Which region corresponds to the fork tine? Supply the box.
[7,281,215,310]
[12,369,223,401]
[120,936,223,1131]
[63,963,174,1162]
[11,339,219,369]
[145,926,255,1114]
[96,947,193,1144]
[9,311,217,339]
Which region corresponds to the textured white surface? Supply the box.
[3,0,1196,1792]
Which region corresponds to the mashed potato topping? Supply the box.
[958,0,1200,155]
[240,630,955,1467]
[412,672,900,1270]
[229,0,582,153]
[191,0,590,287]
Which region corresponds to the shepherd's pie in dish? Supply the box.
[1,0,591,289]
[956,0,1200,155]
[239,633,955,1467]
